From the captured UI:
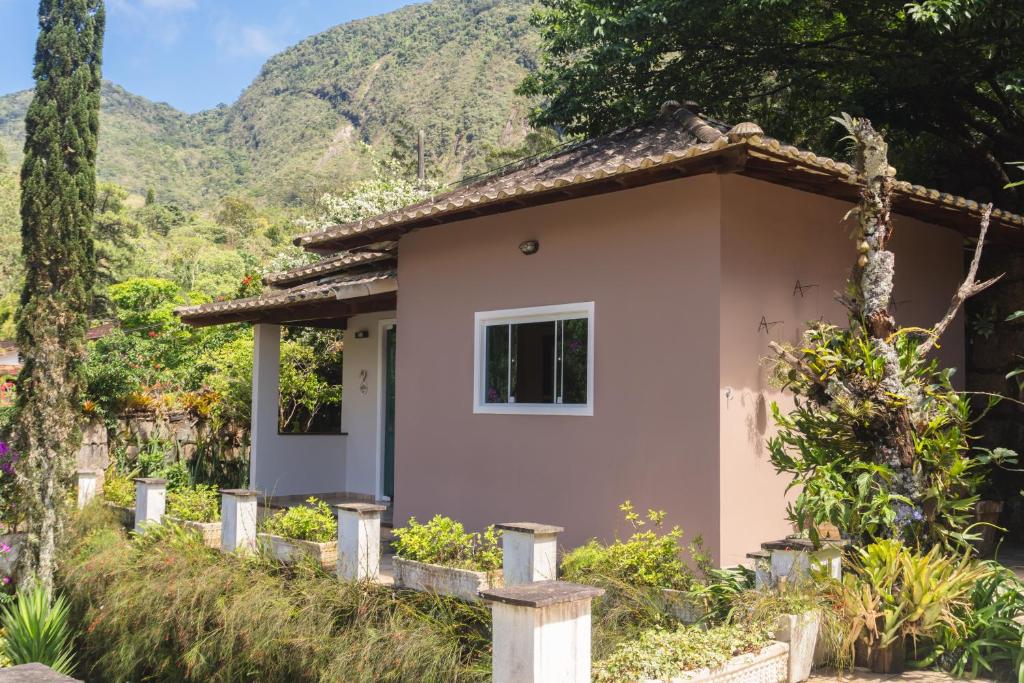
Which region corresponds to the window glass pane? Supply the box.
[485,324,509,403]
[561,318,588,404]
[512,321,555,403]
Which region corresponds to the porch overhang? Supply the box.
[174,271,397,328]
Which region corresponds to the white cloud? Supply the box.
[215,23,282,59]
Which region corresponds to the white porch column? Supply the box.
[496,522,563,585]
[77,469,100,509]
[250,323,281,493]
[335,502,386,581]
[481,581,604,683]
[133,478,166,531]
[220,489,259,554]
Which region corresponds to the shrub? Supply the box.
[58,518,491,682]
[560,501,705,591]
[594,621,773,682]
[1,585,76,675]
[392,515,502,572]
[166,485,220,523]
[912,563,1024,680]
[261,497,334,543]
[102,469,135,508]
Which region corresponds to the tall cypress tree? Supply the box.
[16,0,104,589]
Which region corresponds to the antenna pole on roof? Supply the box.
[417,129,425,184]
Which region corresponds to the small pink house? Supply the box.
[177,104,1023,565]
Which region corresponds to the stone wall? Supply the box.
[76,412,249,472]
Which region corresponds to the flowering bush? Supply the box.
[0,442,19,527]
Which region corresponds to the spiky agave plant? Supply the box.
[0,584,76,674]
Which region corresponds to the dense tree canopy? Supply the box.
[520,0,1024,208]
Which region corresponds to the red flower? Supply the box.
[148,331,158,338]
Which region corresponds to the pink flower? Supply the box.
[2,577,9,585]
[0,544,10,554]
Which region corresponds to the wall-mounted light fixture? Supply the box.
[354,329,370,339]
[519,239,540,255]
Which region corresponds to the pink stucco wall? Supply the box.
[395,176,723,553]
[717,174,965,565]
[393,172,966,563]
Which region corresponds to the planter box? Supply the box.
[258,533,337,570]
[640,641,789,683]
[393,556,502,602]
[661,588,707,624]
[105,502,135,529]
[167,516,221,549]
[775,612,819,683]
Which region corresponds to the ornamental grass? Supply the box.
[58,503,491,682]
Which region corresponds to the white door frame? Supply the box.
[374,318,397,501]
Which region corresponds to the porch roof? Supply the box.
[175,270,396,328]
[262,249,396,289]
[294,105,1024,253]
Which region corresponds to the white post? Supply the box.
[335,502,386,581]
[133,478,166,532]
[481,581,604,683]
[250,323,281,492]
[220,489,259,554]
[497,522,563,585]
[77,469,100,510]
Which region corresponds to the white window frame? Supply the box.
[473,302,595,416]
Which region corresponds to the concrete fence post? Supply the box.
[496,522,563,586]
[133,478,166,532]
[480,581,604,683]
[76,469,100,510]
[335,502,387,581]
[220,489,259,554]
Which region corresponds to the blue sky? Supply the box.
[0,0,418,112]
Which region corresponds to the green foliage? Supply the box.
[521,0,1023,210]
[261,498,335,543]
[838,540,992,657]
[101,469,135,508]
[392,515,502,572]
[912,563,1024,681]
[768,322,1002,550]
[560,501,705,591]
[278,340,342,433]
[58,516,491,682]
[166,485,220,523]
[0,585,76,675]
[594,621,773,682]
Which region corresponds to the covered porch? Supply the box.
[176,252,400,517]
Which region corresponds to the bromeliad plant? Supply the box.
[392,515,502,572]
[838,539,991,673]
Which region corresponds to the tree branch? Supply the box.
[918,203,1002,356]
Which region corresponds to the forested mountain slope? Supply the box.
[0,0,538,208]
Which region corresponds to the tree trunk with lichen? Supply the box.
[15,0,105,591]
[848,120,918,475]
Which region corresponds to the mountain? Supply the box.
[0,0,538,208]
